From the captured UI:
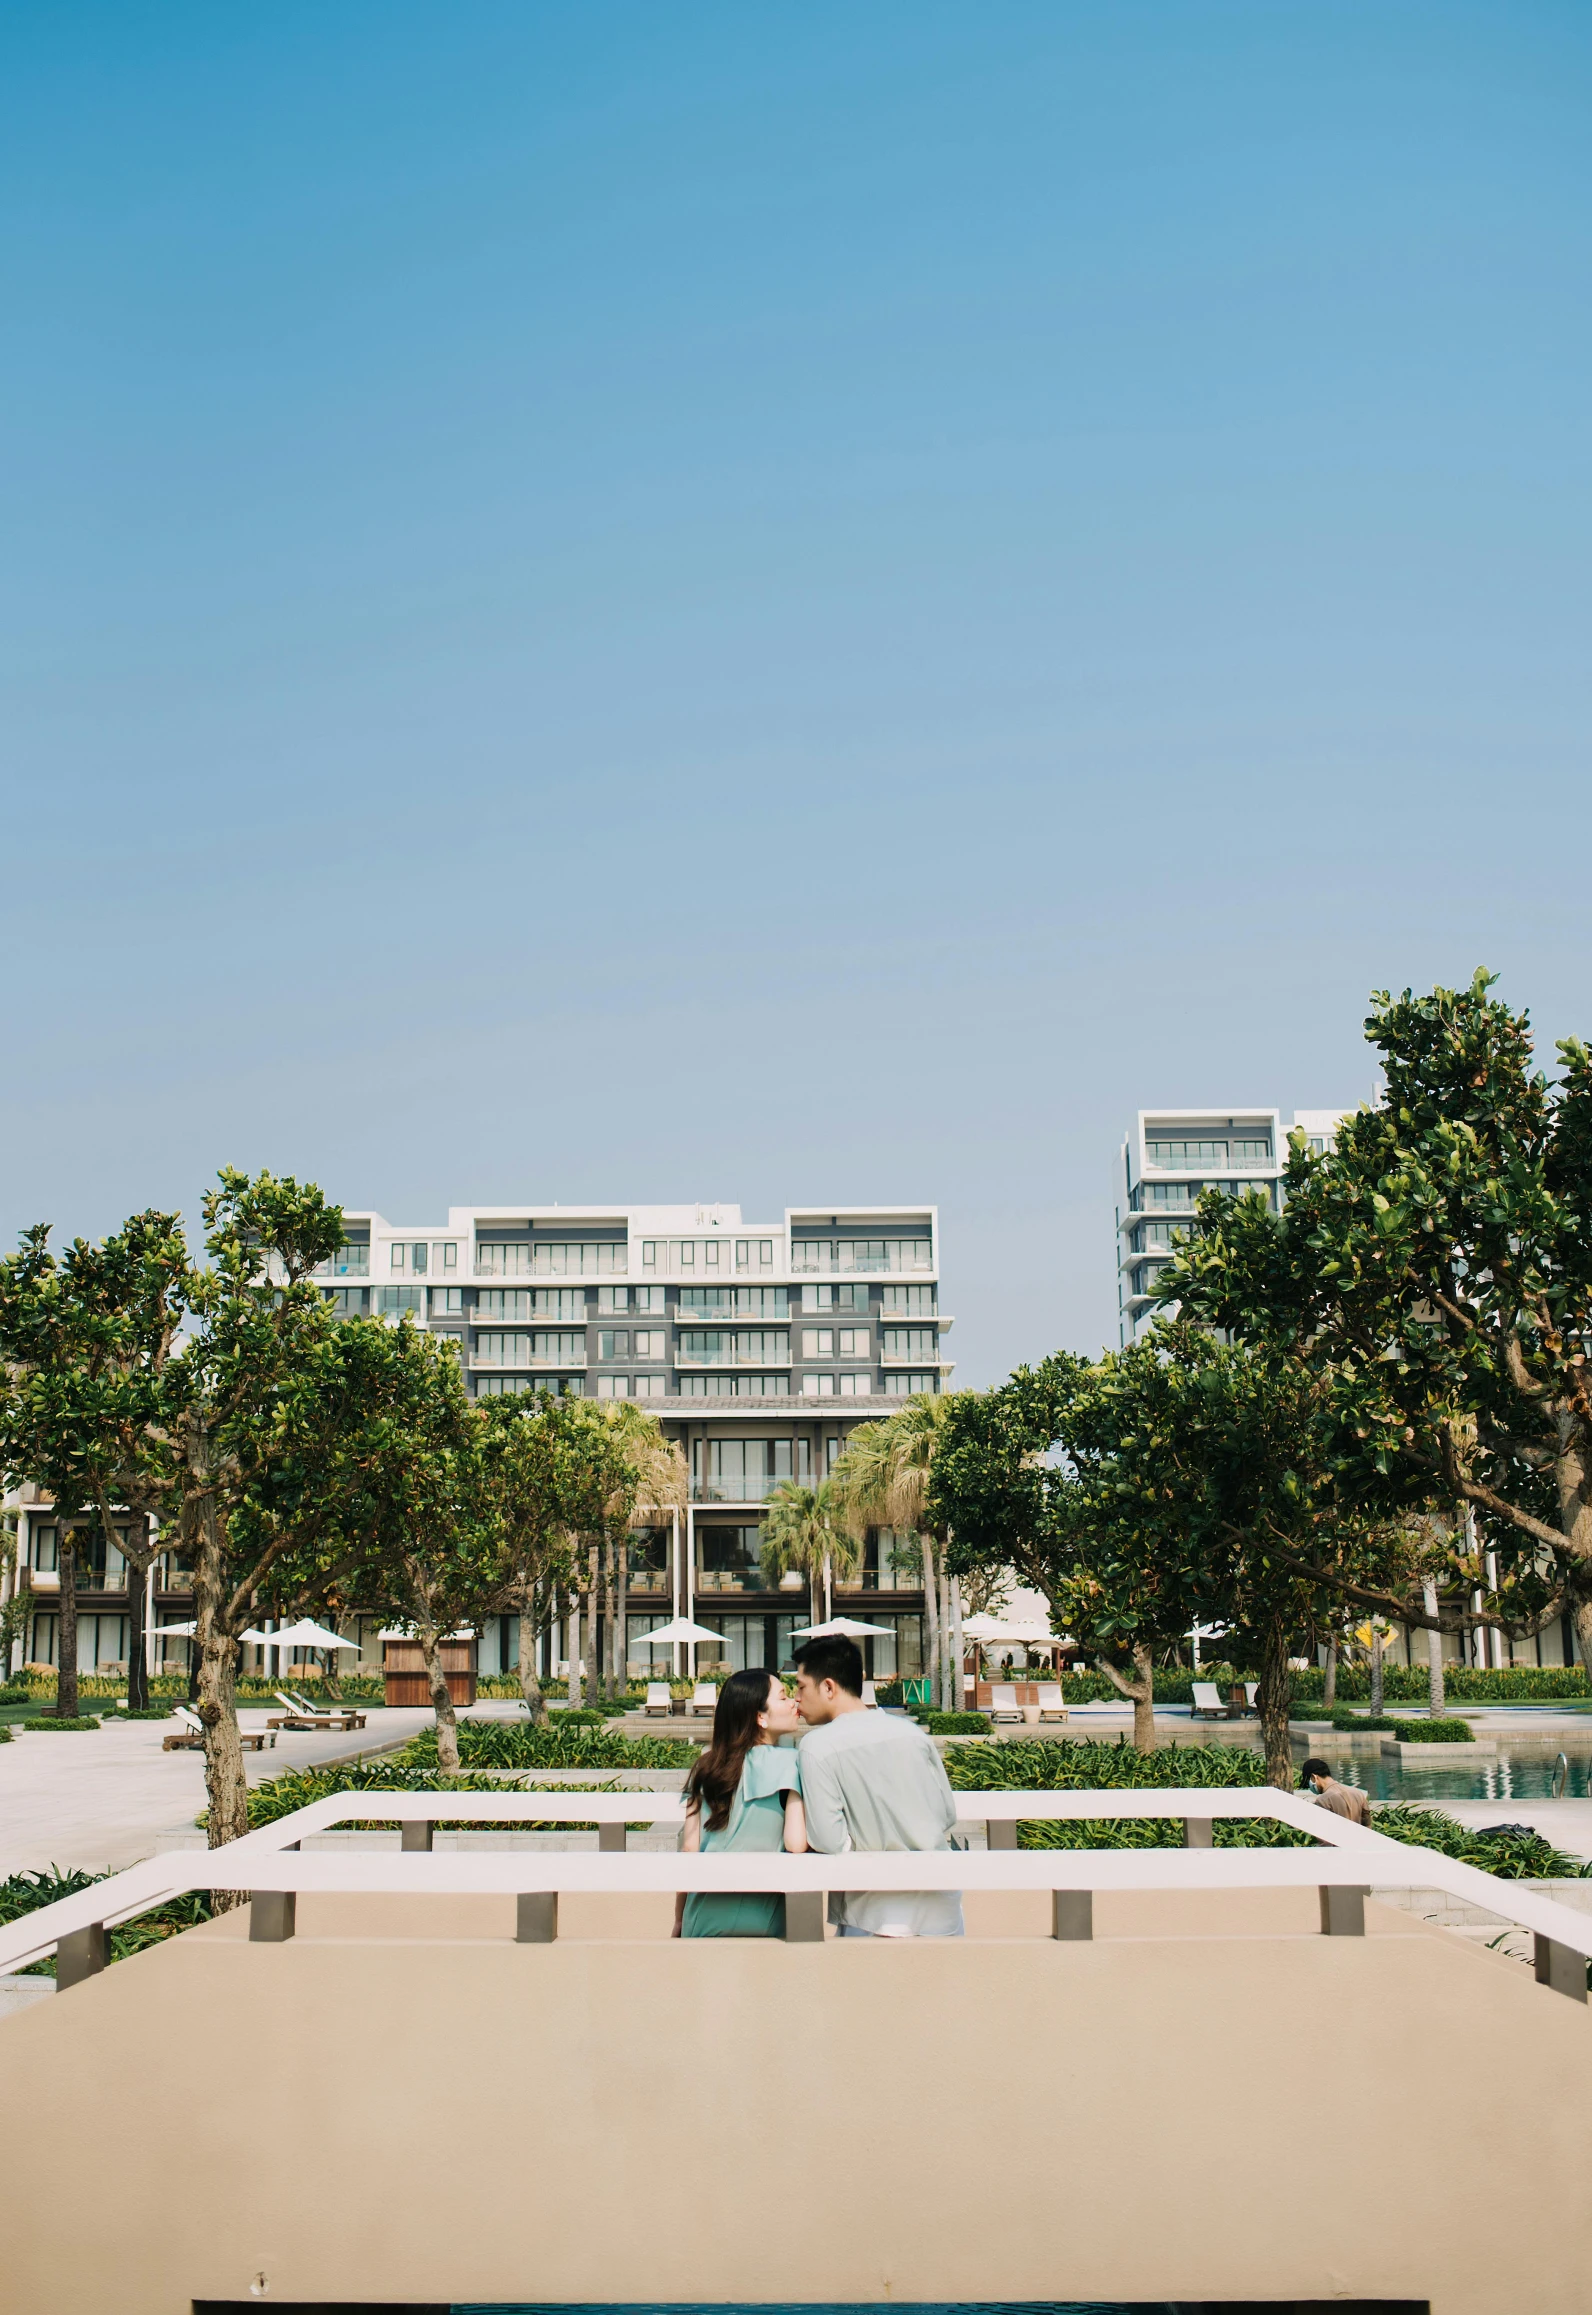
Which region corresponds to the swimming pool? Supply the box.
[1309,1742,1592,1802]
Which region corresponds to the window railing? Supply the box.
[6,1788,1588,1995]
[313,1248,370,1277]
[475,1245,626,1278]
[791,1243,933,1274]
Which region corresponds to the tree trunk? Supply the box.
[921,1533,942,1709]
[518,1581,546,1721]
[614,1538,629,1707]
[56,1538,79,1720]
[419,1622,459,1772]
[1099,1643,1156,1750]
[194,1512,249,1886]
[1322,1638,1338,1713]
[1572,1593,1592,1692]
[1370,1623,1385,1716]
[1257,1621,1294,1789]
[1423,1576,1446,1716]
[949,1570,966,1716]
[125,1554,149,1712]
[568,1588,583,1710]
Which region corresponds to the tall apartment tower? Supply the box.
[1115,1110,1343,1344]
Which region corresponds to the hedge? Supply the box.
[402,1721,699,1773]
[22,1715,101,1732]
[1386,1716,1476,1743]
[919,1711,991,1735]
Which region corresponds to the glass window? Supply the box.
[597,1286,630,1313]
[802,1373,836,1397]
[633,1330,665,1359]
[599,1330,629,1360]
[633,1373,664,1397]
[838,1373,871,1396]
[475,1331,532,1366]
[880,1284,935,1317]
[379,1285,424,1316]
[896,1372,939,1395]
[1144,1183,1200,1209]
[642,1241,658,1268]
[802,1328,834,1358]
[432,1242,458,1270]
[323,1287,368,1316]
[477,1289,533,1321]
[390,1242,406,1272]
[679,1286,735,1316]
[321,1241,370,1278]
[704,1239,722,1267]
[679,1329,732,1363]
[476,1242,624,1277]
[735,1330,789,1365]
[531,1288,584,1319]
[31,1524,58,1573]
[680,1374,790,1397]
[432,1286,463,1314]
[837,1327,868,1357]
[596,1375,629,1399]
[1230,1140,1272,1166]
[633,1285,663,1313]
[533,1332,586,1364]
[882,1327,937,1360]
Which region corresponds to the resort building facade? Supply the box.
[1115,1106,1343,1343]
[4,1200,950,1684]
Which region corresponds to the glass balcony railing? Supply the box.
[314,1249,371,1278]
[790,1246,933,1274]
[691,1473,797,1503]
[471,1349,589,1369]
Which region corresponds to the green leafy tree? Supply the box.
[476,1392,587,1723]
[330,1318,498,1771]
[1163,971,1587,1662]
[0,1173,387,1857]
[0,1211,189,1716]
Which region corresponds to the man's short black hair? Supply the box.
[1301,1758,1331,1782]
[793,1635,864,1697]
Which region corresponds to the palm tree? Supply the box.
[829,1394,961,1706]
[591,1399,687,1702]
[760,1480,857,1624]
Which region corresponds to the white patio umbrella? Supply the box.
[790,1617,897,1640]
[632,1618,724,1648]
[150,1622,273,1643]
[268,1619,360,1653]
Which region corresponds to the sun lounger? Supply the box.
[1190,1681,1229,1719]
[689,1681,717,1714]
[862,1681,877,1708]
[643,1682,672,1716]
[1243,1682,1260,1716]
[1034,1683,1068,1722]
[162,1706,274,1753]
[266,1690,367,1732]
[988,1683,1023,1723]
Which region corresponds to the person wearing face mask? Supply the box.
[1301,1758,1373,1826]
[673,1668,808,1938]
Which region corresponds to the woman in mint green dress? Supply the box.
[674,1668,807,1939]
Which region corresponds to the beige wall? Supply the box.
[1,1888,1587,2313]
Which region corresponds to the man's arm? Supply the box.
[796,1738,851,1854]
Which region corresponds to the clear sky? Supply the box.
[3,2,1589,1387]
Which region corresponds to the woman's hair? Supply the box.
[685,1668,779,1832]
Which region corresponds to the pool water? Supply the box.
[1313,1744,1592,1803]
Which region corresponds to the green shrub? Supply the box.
[1387,1716,1476,1743]
[22,1715,101,1731]
[921,1711,990,1735]
[237,1760,537,1829]
[946,1738,1271,1791]
[121,1706,182,1721]
[1334,1710,1399,1732]
[1289,1664,1589,1704]
[1020,1813,1317,1851]
[0,1866,214,1975]
[0,1723,10,1743]
[402,1720,698,1773]
[1371,1804,1591,1879]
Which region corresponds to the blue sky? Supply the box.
[3,2,1589,1384]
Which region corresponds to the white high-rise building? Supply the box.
[1114,1110,1343,1344]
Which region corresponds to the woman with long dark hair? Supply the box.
[673,1667,807,1938]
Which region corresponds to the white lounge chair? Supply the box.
[862,1680,878,1709]
[643,1682,672,1716]
[1035,1683,1069,1722]
[988,1683,1023,1723]
[1243,1682,1260,1716]
[163,1705,274,1753]
[1190,1681,1228,1720]
[690,1681,716,1714]
[267,1690,366,1733]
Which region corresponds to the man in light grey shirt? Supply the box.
[793,1636,963,1938]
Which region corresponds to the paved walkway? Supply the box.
[0,1708,433,1877]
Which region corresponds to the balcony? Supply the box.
[313,1250,371,1278]
[691,1473,794,1503]
[471,1350,588,1370]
